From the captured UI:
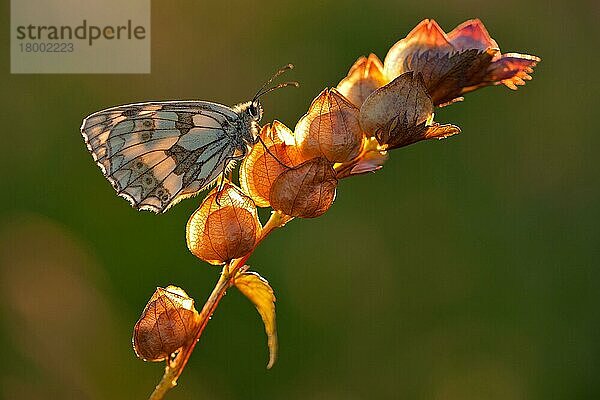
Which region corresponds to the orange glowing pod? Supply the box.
[186,183,261,265]
[360,71,460,150]
[294,88,365,163]
[336,53,388,107]
[270,157,337,219]
[239,121,304,208]
[133,286,201,362]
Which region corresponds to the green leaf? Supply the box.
[234,267,278,369]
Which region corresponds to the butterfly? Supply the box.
[81,65,297,213]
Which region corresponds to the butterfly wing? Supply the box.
[81,101,241,213]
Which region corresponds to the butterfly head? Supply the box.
[234,65,299,144]
[247,99,263,123]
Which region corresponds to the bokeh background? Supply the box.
[1,0,599,399]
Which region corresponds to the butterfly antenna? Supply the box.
[256,81,300,100]
[253,64,298,101]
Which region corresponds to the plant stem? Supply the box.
[148,210,291,400]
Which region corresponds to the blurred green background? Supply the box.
[1,0,599,399]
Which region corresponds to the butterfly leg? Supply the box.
[215,170,227,206]
[256,134,292,170]
[215,147,248,206]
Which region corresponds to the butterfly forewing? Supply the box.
[81,101,242,213]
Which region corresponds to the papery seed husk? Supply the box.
[294,89,364,163]
[270,157,337,218]
[133,286,200,362]
[186,184,261,265]
[240,121,304,207]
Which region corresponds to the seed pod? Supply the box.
[270,157,337,218]
[337,53,388,107]
[133,286,200,362]
[186,184,261,265]
[239,121,304,207]
[294,88,364,163]
[360,71,460,150]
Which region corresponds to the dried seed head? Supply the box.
[383,19,496,106]
[294,88,365,163]
[186,184,261,265]
[360,71,460,150]
[383,18,540,105]
[337,54,388,107]
[270,157,337,218]
[239,121,304,207]
[133,286,200,362]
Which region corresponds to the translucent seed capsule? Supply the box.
[239,121,304,207]
[186,184,261,265]
[294,88,365,163]
[270,157,337,218]
[133,286,200,362]
[360,71,460,150]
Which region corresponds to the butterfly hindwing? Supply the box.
[81,101,241,213]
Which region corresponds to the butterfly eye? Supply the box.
[249,101,262,121]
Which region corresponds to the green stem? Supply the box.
[148,265,230,400]
[148,210,291,400]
